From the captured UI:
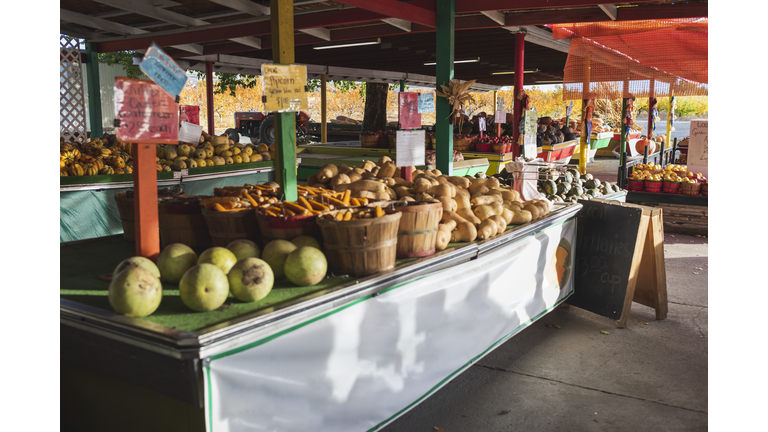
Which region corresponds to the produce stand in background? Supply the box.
[296,143,489,179]
[536,139,579,163]
[570,131,614,163]
[596,131,643,158]
[60,162,276,242]
[61,203,581,432]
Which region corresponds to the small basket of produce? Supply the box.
[680,179,702,196]
[158,195,214,249]
[317,205,402,277]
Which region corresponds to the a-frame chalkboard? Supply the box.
[569,199,667,327]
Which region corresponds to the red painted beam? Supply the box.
[334,0,437,27]
[505,3,707,26]
[456,0,666,13]
[97,9,388,53]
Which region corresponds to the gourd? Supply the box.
[477,219,498,240]
[509,209,533,224]
[451,222,477,243]
[330,173,351,187]
[427,183,455,198]
[435,221,456,251]
[489,215,507,235]
[523,203,541,220]
[318,164,339,182]
[437,196,457,213]
[377,161,397,179]
[542,180,557,195]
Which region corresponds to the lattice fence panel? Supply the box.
[60,35,87,143]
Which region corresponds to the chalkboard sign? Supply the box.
[569,200,647,320]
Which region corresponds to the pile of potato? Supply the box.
[306,157,552,251]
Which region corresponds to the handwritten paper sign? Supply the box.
[523,135,537,158]
[495,111,507,124]
[497,97,505,112]
[396,130,426,167]
[399,92,421,129]
[179,121,203,144]
[687,120,708,178]
[524,110,538,135]
[114,77,179,144]
[478,117,486,132]
[140,43,188,99]
[418,93,435,113]
[262,64,308,112]
[179,105,200,125]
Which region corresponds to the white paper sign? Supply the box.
[478,117,486,132]
[495,111,507,124]
[523,135,537,158]
[178,121,203,144]
[687,120,708,178]
[497,97,505,112]
[417,93,435,113]
[396,130,426,167]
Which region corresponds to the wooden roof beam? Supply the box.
[456,0,663,13]
[333,0,436,27]
[598,4,619,20]
[209,0,271,16]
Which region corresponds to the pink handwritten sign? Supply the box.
[398,92,420,129]
[115,77,179,144]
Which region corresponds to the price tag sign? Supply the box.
[495,111,506,124]
[399,92,421,129]
[396,130,426,167]
[566,101,573,116]
[497,97,505,112]
[523,134,537,158]
[418,93,435,113]
[115,77,179,144]
[139,43,188,99]
[524,110,538,135]
[478,117,486,132]
[262,64,308,112]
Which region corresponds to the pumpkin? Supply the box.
[98,166,114,175]
[69,164,84,176]
[542,180,557,195]
[83,164,98,176]
[635,138,656,155]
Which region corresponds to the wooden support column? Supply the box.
[321,73,327,144]
[665,91,674,159]
[84,41,103,138]
[648,78,655,139]
[618,97,628,188]
[435,0,455,175]
[205,61,215,135]
[512,32,525,157]
[133,142,160,260]
[271,0,298,201]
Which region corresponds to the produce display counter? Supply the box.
[571,132,615,163]
[60,161,276,243]
[61,202,581,432]
[596,132,642,158]
[296,143,490,178]
[537,139,579,163]
[459,148,543,175]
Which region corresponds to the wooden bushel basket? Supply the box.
[202,208,260,247]
[114,192,135,241]
[390,201,443,259]
[317,211,402,277]
[360,135,379,148]
[680,182,702,196]
[158,202,213,249]
[256,212,320,245]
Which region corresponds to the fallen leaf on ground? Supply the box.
[433,427,444,432]
[644,322,649,325]
[601,330,610,335]
[554,325,561,329]
[498,409,511,415]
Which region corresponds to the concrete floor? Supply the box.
[381,232,708,432]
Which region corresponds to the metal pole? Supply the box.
[205,61,215,136]
[435,0,455,175]
[578,57,591,175]
[512,32,525,158]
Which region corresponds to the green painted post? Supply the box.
[435,0,455,175]
[399,79,405,92]
[270,0,298,202]
[84,41,103,138]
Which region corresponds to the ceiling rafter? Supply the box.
[333,0,436,27]
[60,8,204,54]
[209,0,271,16]
[90,0,261,50]
[598,4,619,20]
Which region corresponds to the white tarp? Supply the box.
[205,219,576,432]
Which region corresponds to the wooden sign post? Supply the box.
[115,77,179,260]
[570,199,668,327]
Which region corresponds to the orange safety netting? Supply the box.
[552,19,708,100]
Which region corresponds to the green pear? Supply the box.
[261,240,297,280]
[179,263,230,312]
[228,258,274,302]
[226,239,261,261]
[291,235,321,250]
[157,243,198,283]
[109,266,163,317]
[113,256,160,280]
[197,247,238,274]
[284,246,327,286]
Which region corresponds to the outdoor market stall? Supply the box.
[59,2,705,431]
